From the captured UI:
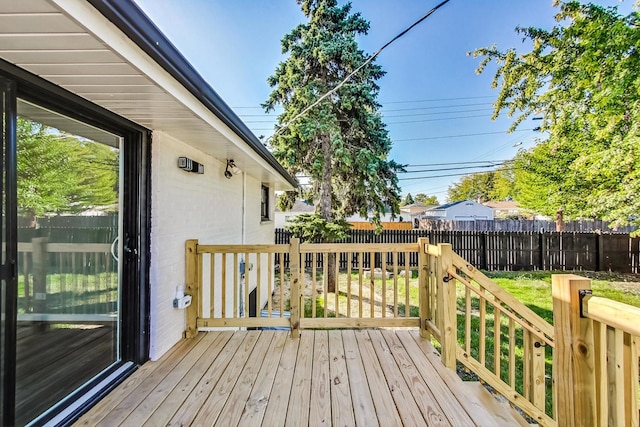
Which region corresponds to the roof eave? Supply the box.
[86,0,298,189]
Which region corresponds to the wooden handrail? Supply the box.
[583,295,640,337]
[451,252,554,340]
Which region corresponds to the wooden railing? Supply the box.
[422,238,556,426]
[17,238,117,320]
[553,275,640,426]
[186,239,421,338]
[186,238,640,426]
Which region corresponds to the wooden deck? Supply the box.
[75,330,530,427]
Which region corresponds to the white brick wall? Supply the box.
[149,131,276,360]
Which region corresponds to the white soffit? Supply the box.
[0,0,294,191]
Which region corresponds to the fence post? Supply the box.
[289,238,301,338]
[418,238,430,339]
[32,237,48,332]
[437,243,457,369]
[185,239,199,339]
[552,274,597,426]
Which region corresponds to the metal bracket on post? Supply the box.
[578,289,592,318]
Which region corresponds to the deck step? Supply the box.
[467,382,537,426]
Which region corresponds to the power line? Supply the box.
[398,167,521,181]
[400,164,506,174]
[404,160,511,167]
[381,95,495,104]
[236,102,495,117]
[386,113,490,125]
[394,128,536,142]
[242,107,495,123]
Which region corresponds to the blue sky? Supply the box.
[134,0,630,202]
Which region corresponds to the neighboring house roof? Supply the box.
[427,201,466,211]
[484,201,520,209]
[275,200,315,213]
[0,0,297,190]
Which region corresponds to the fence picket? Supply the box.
[275,229,640,273]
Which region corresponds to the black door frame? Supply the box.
[0,59,151,426]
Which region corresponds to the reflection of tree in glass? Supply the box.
[17,118,118,220]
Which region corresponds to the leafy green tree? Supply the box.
[414,193,438,206]
[402,193,415,206]
[17,118,118,220]
[265,0,402,290]
[447,172,496,202]
[473,1,640,229]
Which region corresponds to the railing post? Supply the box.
[185,239,199,339]
[418,238,430,339]
[552,274,597,426]
[438,243,457,369]
[289,238,301,338]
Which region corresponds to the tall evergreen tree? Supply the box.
[264,0,402,229]
[265,0,402,292]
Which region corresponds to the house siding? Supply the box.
[149,131,275,360]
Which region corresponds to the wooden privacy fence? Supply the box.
[275,228,640,273]
[186,238,640,426]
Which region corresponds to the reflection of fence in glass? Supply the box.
[17,238,117,317]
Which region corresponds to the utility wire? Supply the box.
[265,0,451,144]
[398,167,522,181]
[394,128,536,142]
[404,160,511,167]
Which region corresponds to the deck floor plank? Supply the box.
[367,330,428,426]
[394,330,477,426]
[260,332,300,427]
[74,330,526,427]
[284,331,314,427]
[214,331,276,426]
[166,331,248,426]
[353,330,403,426]
[341,330,378,427]
[192,330,261,425]
[120,331,220,426]
[142,331,234,426]
[407,330,503,427]
[328,330,355,427]
[237,331,288,427]
[381,330,452,426]
[309,330,331,426]
[76,333,203,427]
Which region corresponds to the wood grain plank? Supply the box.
[167,331,248,426]
[309,330,331,426]
[341,330,378,427]
[142,332,233,426]
[260,335,300,426]
[407,330,501,427]
[328,331,355,427]
[284,331,314,427]
[214,331,275,426]
[76,334,203,426]
[367,330,426,426]
[117,332,220,426]
[237,331,288,427]
[353,330,402,426]
[381,330,451,426]
[191,330,261,425]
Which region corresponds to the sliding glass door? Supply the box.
[0,63,149,426]
[14,100,123,425]
[0,75,17,427]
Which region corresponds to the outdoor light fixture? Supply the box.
[178,156,204,174]
[225,159,241,179]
